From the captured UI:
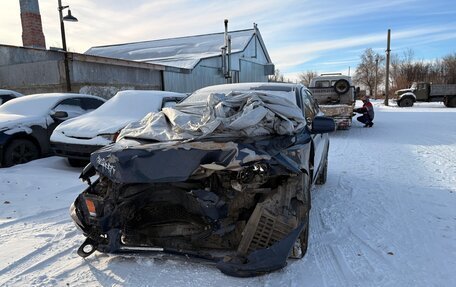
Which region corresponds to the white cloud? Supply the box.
[269,25,456,70]
[1,0,454,79]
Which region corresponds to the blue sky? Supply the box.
[1,0,455,81]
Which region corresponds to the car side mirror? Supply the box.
[312,116,336,134]
[51,110,69,120]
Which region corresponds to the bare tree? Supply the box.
[353,48,385,96]
[268,69,285,82]
[389,49,456,91]
[298,70,318,86]
[442,53,456,84]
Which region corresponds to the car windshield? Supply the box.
[91,91,183,117]
[0,94,63,116]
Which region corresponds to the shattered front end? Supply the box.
[71,135,312,277]
[70,89,320,277]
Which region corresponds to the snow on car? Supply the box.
[70,82,335,277]
[0,89,23,105]
[0,93,105,167]
[50,90,185,166]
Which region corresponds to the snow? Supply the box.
[85,29,254,69]
[0,93,105,136]
[0,89,23,98]
[0,93,93,116]
[51,90,185,144]
[1,101,455,286]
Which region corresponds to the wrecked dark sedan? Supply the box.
[70,82,335,277]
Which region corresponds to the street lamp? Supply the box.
[58,0,78,91]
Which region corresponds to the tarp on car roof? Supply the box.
[117,91,306,142]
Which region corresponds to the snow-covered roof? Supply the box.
[0,89,23,97]
[0,93,103,116]
[85,29,260,70]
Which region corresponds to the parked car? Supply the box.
[70,83,335,277]
[50,90,185,166]
[0,93,105,167]
[0,89,23,105]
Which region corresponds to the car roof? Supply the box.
[0,89,23,97]
[0,93,106,116]
[18,92,103,100]
[195,82,305,93]
[113,90,185,99]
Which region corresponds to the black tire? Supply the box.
[290,172,311,259]
[445,96,456,108]
[290,211,310,259]
[68,158,89,167]
[315,150,328,185]
[334,79,350,95]
[3,139,40,167]
[399,97,414,107]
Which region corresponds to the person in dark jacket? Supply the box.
[354,96,374,127]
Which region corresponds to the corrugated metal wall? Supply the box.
[0,45,164,97]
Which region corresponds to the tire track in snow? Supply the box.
[1,245,76,286]
[0,207,80,286]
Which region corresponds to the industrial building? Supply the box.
[0,0,275,97]
[86,23,274,93]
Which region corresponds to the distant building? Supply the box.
[0,24,274,96]
[86,24,275,93]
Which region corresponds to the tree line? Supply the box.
[353,48,456,96]
[271,49,456,97]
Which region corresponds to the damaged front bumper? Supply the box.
[70,134,313,277]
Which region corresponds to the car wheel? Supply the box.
[3,139,40,167]
[315,149,328,185]
[334,79,350,95]
[399,97,414,107]
[290,172,311,259]
[68,158,89,167]
[445,96,456,108]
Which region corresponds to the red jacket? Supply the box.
[356,100,375,120]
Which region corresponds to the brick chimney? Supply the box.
[20,0,46,49]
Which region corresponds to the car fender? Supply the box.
[398,92,416,101]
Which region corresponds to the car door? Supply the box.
[47,97,104,136]
[300,88,325,181]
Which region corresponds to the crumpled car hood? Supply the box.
[91,133,309,184]
[91,91,309,183]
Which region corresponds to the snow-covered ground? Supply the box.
[1,101,455,287]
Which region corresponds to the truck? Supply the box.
[395,82,456,107]
[308,73,356,130]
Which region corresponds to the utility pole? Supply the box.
[374,56,379,100]
[58,0,78,92]
[384,29,391,106]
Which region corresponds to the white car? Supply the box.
[51,90,185,166]
[0,93,105,167]
[0,89,23,105]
